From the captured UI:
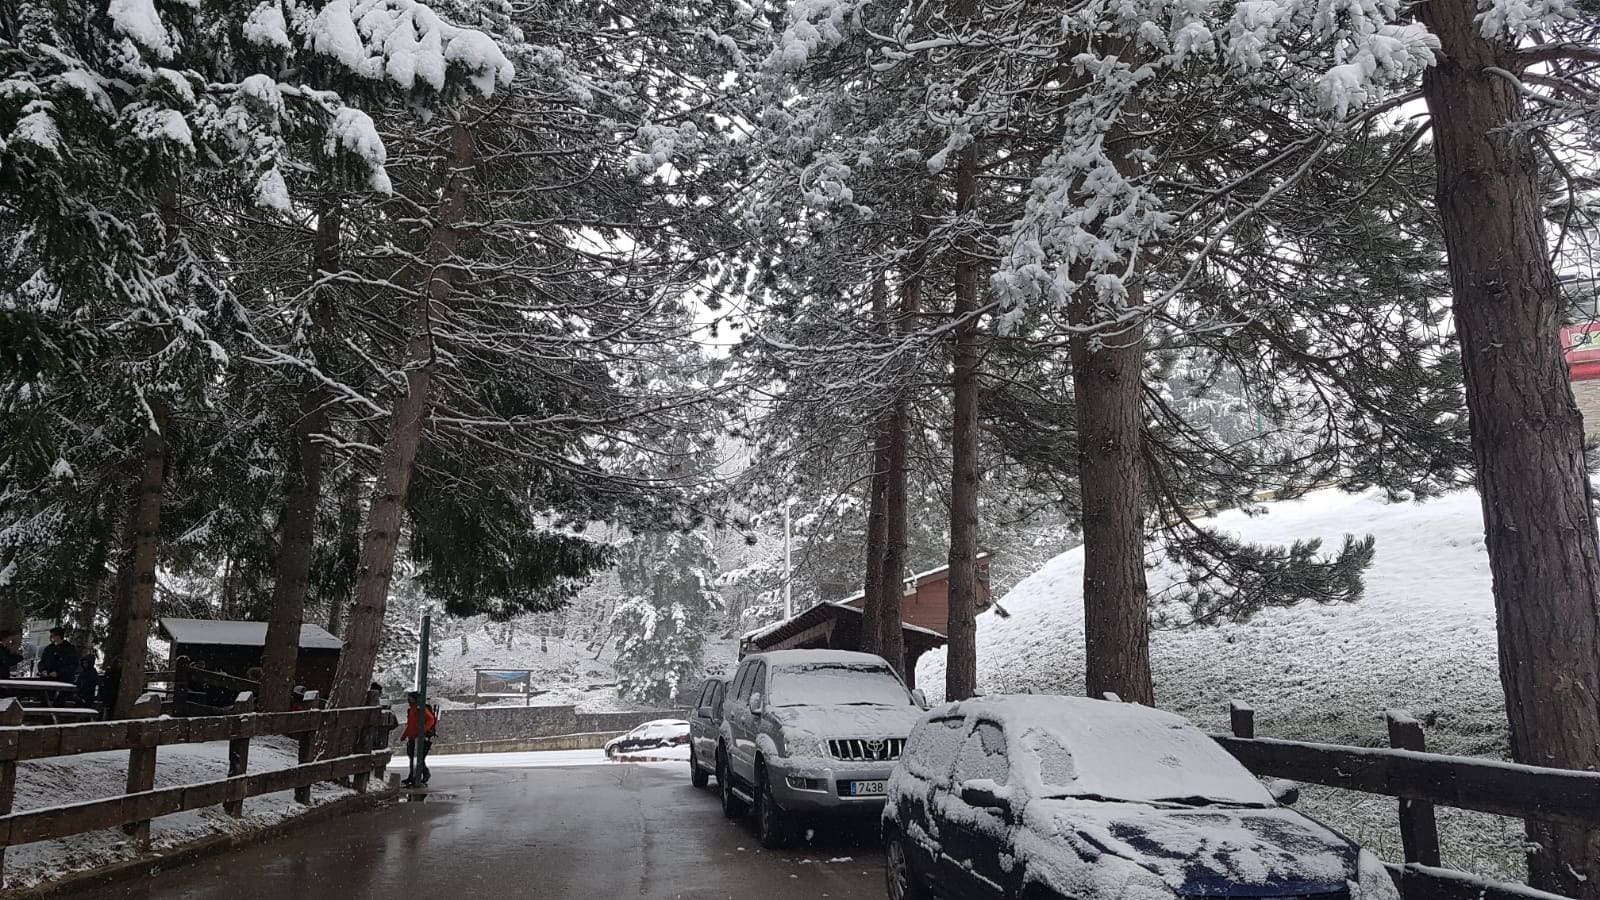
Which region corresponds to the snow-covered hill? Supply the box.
[918,488,1529,879]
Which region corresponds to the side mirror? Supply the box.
[698,706,714,719]
[749,692,764,715]
[911,689,928,710]
[1268,779,1301,806]
[959,782,1011,813]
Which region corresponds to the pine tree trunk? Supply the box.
[328,120,477,713]
[879,256,920,678]
[109,404,169,718]
[260,204,340,712]
[259,398,329,710]
[1418,2,1600,890]
[946,137,982,703]
[862,427,891,655]
[1069,309,1152,705]
[861,278,893,656]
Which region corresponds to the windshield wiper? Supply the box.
[1151,795,1270,809]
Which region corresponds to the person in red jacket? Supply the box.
[402,691,438,788]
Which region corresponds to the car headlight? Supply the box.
[779,734,827,759]
[1351,850,1401,900]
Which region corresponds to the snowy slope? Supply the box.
[918,488,1527,878]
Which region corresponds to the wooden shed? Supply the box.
[835,554,993,634]
[737,555,994,689]
[156,618,343,698]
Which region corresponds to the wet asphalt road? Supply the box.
[69,762,888,899]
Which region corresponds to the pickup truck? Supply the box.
[716,649,926,848]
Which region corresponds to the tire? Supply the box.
[690,748,710,788]
[719,751,747,819]
[884,828,927,900]
[754,767,791,850]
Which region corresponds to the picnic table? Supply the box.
[0,679,78,702]
[19,707,99,724]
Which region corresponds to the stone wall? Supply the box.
[390,704,685,755]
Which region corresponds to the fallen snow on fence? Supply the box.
[917,487,1537,880]
[7,736,352,890]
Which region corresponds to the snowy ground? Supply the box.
[918,488,1529,881]
[6,736,355,891]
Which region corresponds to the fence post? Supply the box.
[1230,700,1255,739]
[173,656,191,716]
[1385,709,1442,867]
[296,691,322,805]
[225,691,255,817]
[0,698,24,889]
[353,687,381,794]
[123,692,163,848]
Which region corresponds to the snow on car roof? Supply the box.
[158,618,342,651]
[746,649,893,669]
[944,695,1274,807]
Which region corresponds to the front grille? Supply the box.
[1185,894,1349,900]
[827,737,905,761]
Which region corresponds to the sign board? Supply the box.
[474,669,533,698]
[1562,323,1600,381]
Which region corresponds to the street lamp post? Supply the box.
[782,502,793,619]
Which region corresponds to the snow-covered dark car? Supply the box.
[604,719,690,758]
[718,650,927,849]
[883,695,1399,900]
[688,676,729,787]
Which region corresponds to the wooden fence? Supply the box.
[145,658,317,717]
[1216,699,1600,900]
[0,689,395,889]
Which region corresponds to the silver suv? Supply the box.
[716,649,927,848]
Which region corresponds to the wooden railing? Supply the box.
[0,689,395,889]
[145,658,320,717]
[1216,700,1600,900]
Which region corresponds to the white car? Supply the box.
[604,719,690,758]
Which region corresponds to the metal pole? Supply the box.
[416,613,431,707]
[783,502,793,619]
[411,612,431,787]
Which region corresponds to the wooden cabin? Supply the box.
[739,555,994,688]
[156,618,343,698]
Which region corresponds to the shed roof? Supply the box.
[157,618,343,651]
[835,552,994,610]
[742,600,947,650]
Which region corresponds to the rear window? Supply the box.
[766,662,911,708]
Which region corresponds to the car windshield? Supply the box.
[766,663,911,708]
[1026,718,1275,807]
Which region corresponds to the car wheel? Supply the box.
[884,828,926,900]
[690,748,710,788]
[719,752,747,819]
[754,768,790,850]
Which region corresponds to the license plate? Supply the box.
[848,780,886,797]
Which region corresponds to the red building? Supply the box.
[1561,323,1600,434]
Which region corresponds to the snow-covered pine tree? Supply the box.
[611,527,722,706]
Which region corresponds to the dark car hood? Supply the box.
[1035,801,1357,897]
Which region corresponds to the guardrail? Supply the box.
[1215,699,1600,900]
[0,689,395,889]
